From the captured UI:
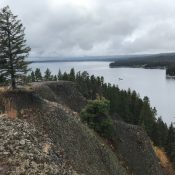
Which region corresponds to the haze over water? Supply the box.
[31,61,175,125]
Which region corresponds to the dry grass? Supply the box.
[6,108,17,119]
[154,146,169,167]
[0,86,8,92]
[153,146,175,175]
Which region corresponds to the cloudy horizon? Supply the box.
[2,0,175,58]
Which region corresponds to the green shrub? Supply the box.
[80,98,114,138]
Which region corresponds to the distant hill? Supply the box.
[29,55,121,62]
[30,52,175,62]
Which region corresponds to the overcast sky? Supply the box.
[2,0,175,58]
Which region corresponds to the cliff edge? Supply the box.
[0,81,166,175]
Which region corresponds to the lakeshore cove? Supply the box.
[30,61,175,125]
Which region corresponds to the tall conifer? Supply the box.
[0,6,31,89]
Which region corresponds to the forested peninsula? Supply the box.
[109,53,175,77]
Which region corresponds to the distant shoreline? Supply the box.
[31,59,113,63]
[109,64,166,70]
[29,52,175,63]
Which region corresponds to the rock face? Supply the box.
[31,81,87,112]
[0,81,166,175]
[0,115,79,175]
[113,121,165,175]
[34,101,128,175]
[0,84,128,175]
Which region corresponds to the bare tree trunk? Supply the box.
[7,16,16,90]
[11,73,16,89]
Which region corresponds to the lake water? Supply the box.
[30,61,175,125]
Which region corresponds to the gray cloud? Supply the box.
[1,0,175,58]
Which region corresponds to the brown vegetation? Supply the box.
[154,146,175,175]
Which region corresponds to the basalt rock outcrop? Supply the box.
[0,81,166,175]
[113,121,165,175]
[0,114,79,175]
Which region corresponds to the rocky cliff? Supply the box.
[0,81,166,175]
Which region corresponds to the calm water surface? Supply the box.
[31,61,175,125]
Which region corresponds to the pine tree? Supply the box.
[0,74,6,85]
[80,98,114,138]
[69,68,75,81]
[57,69,62,80]
[35,68,42,81]
[62,72,69,80]
[139,96,156,136]
[168,126,175,165]
[0,6,31,89]
[151,117,168,147]
[53,75,57,81]
[31,71,35,82]
[44,68,52,81]
[166,123,175,162]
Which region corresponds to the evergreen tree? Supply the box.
[53,75,57,81]
[62,72,69,80]
[166,123,175,164]
[151,117,168,147]
[80,98,114,138]
[50,75,54,81]
[139,97,156,136]
[69,68,75,81]
[35,68,42,81]
[31,71,35,82]
[166,123,175,157]
[44,68,52,81]
[0,74,6,85]
[0,6,31,89]
[57,69,62,80]
[25,74,32,83]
